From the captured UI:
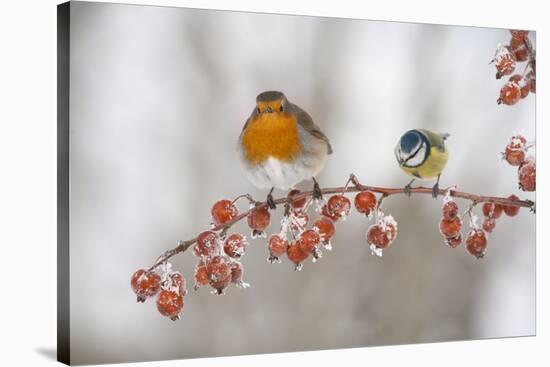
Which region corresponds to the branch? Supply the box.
[147,174,535,271]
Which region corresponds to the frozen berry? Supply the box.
[509,75,530,98]
[131,269,161,302]
[312,217,335,244]
[193,259,209,289]
[504,144,526,166]
[156,289,184,320]
[509,30,529,40]
[268,234,289,261]
[509,36,529,62]
[466,229,488,258]
[229,260,244,285]
[321,204,340,221]
[446,234,462,248]
[326,195,351,220]
[211,199,238,226]
[518,159,536,192]
[503,195,521,217]
[442,200,459,220]
[366,224,390,249]
[193,230,219,258]
[493,44,516,79]
[287,242,309,269]
[482,217,496,233]
[498,81,521,105]
[354,191,377,216]
[287,189,307,211]
[206,256,232,294]
[526,70,536,93]
[247,206,271,236]
[298,229,321,254]
[509,135,527,149]
[439,217,462,238]
[223,233,247,259]
[482,202,503,219]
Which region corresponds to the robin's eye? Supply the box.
[279,105,284,112]
[256,107,261,114]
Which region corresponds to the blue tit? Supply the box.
[395,129,450,197]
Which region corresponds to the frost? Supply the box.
[251,230,267,239]
[235,281,250,289]
[369,244,383,257]
[314,197,326,213]
[267,255,282,264]
[295,263,304,271]
[323,242,333,251]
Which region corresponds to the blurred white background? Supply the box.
[68,2,535,364]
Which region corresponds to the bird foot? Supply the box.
[266,192,276,210]
[404,183,413,197]
[431,182,439,198]
[312,178,323,200]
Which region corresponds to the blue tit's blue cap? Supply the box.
[400,130,422,154]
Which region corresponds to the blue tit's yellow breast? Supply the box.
[401,146,448,180]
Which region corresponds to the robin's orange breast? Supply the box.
[241,112,302,165]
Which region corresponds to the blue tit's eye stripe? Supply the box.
[403,141,424,165]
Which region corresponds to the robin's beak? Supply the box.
[265,106,273,114]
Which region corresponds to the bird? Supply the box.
[238,91,333,209]
[394,129,450,198]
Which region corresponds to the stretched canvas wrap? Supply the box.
[57,1,536,365]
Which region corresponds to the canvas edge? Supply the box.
[57,1,71,365]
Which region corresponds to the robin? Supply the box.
[238,91,333,208]
[394,129,450,198]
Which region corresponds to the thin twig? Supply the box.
[146,175,535,270]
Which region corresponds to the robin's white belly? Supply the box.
[243,156,325,190]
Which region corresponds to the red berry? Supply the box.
[290,211,309,234]
[442,200,459,220]
[439,217,462,238]
[482,203,503,219]
[168,271,186,295]
[206,255,232,294]
[503,195,521,217]
[518,159,536,192]
[131,269,161,302]
[298,229,321,254]
[229,260,244,284]
[493,44,516,79]
[526,70,536,93]
[509,75,530,98]
[211,200,238,226]
[326,195,351,220]
[193,259,209,289]
[247,206,271,232]
[504,145,526,166]
[354,191,377,216]
[268,234,289,258]
[321,204,340,221]
[156,290,184,320]
[223,233,247,259]
[482,217,496,233]
[366,224,390,249]
[509,36,529,62]
[287,189,307,211]
[287,242,309,268]
[498,81,521,105]
[446,234,462,248]
[312,217,335,244]
[193,230,219,258]
[509,30,529,40]
[466,229,488,258]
